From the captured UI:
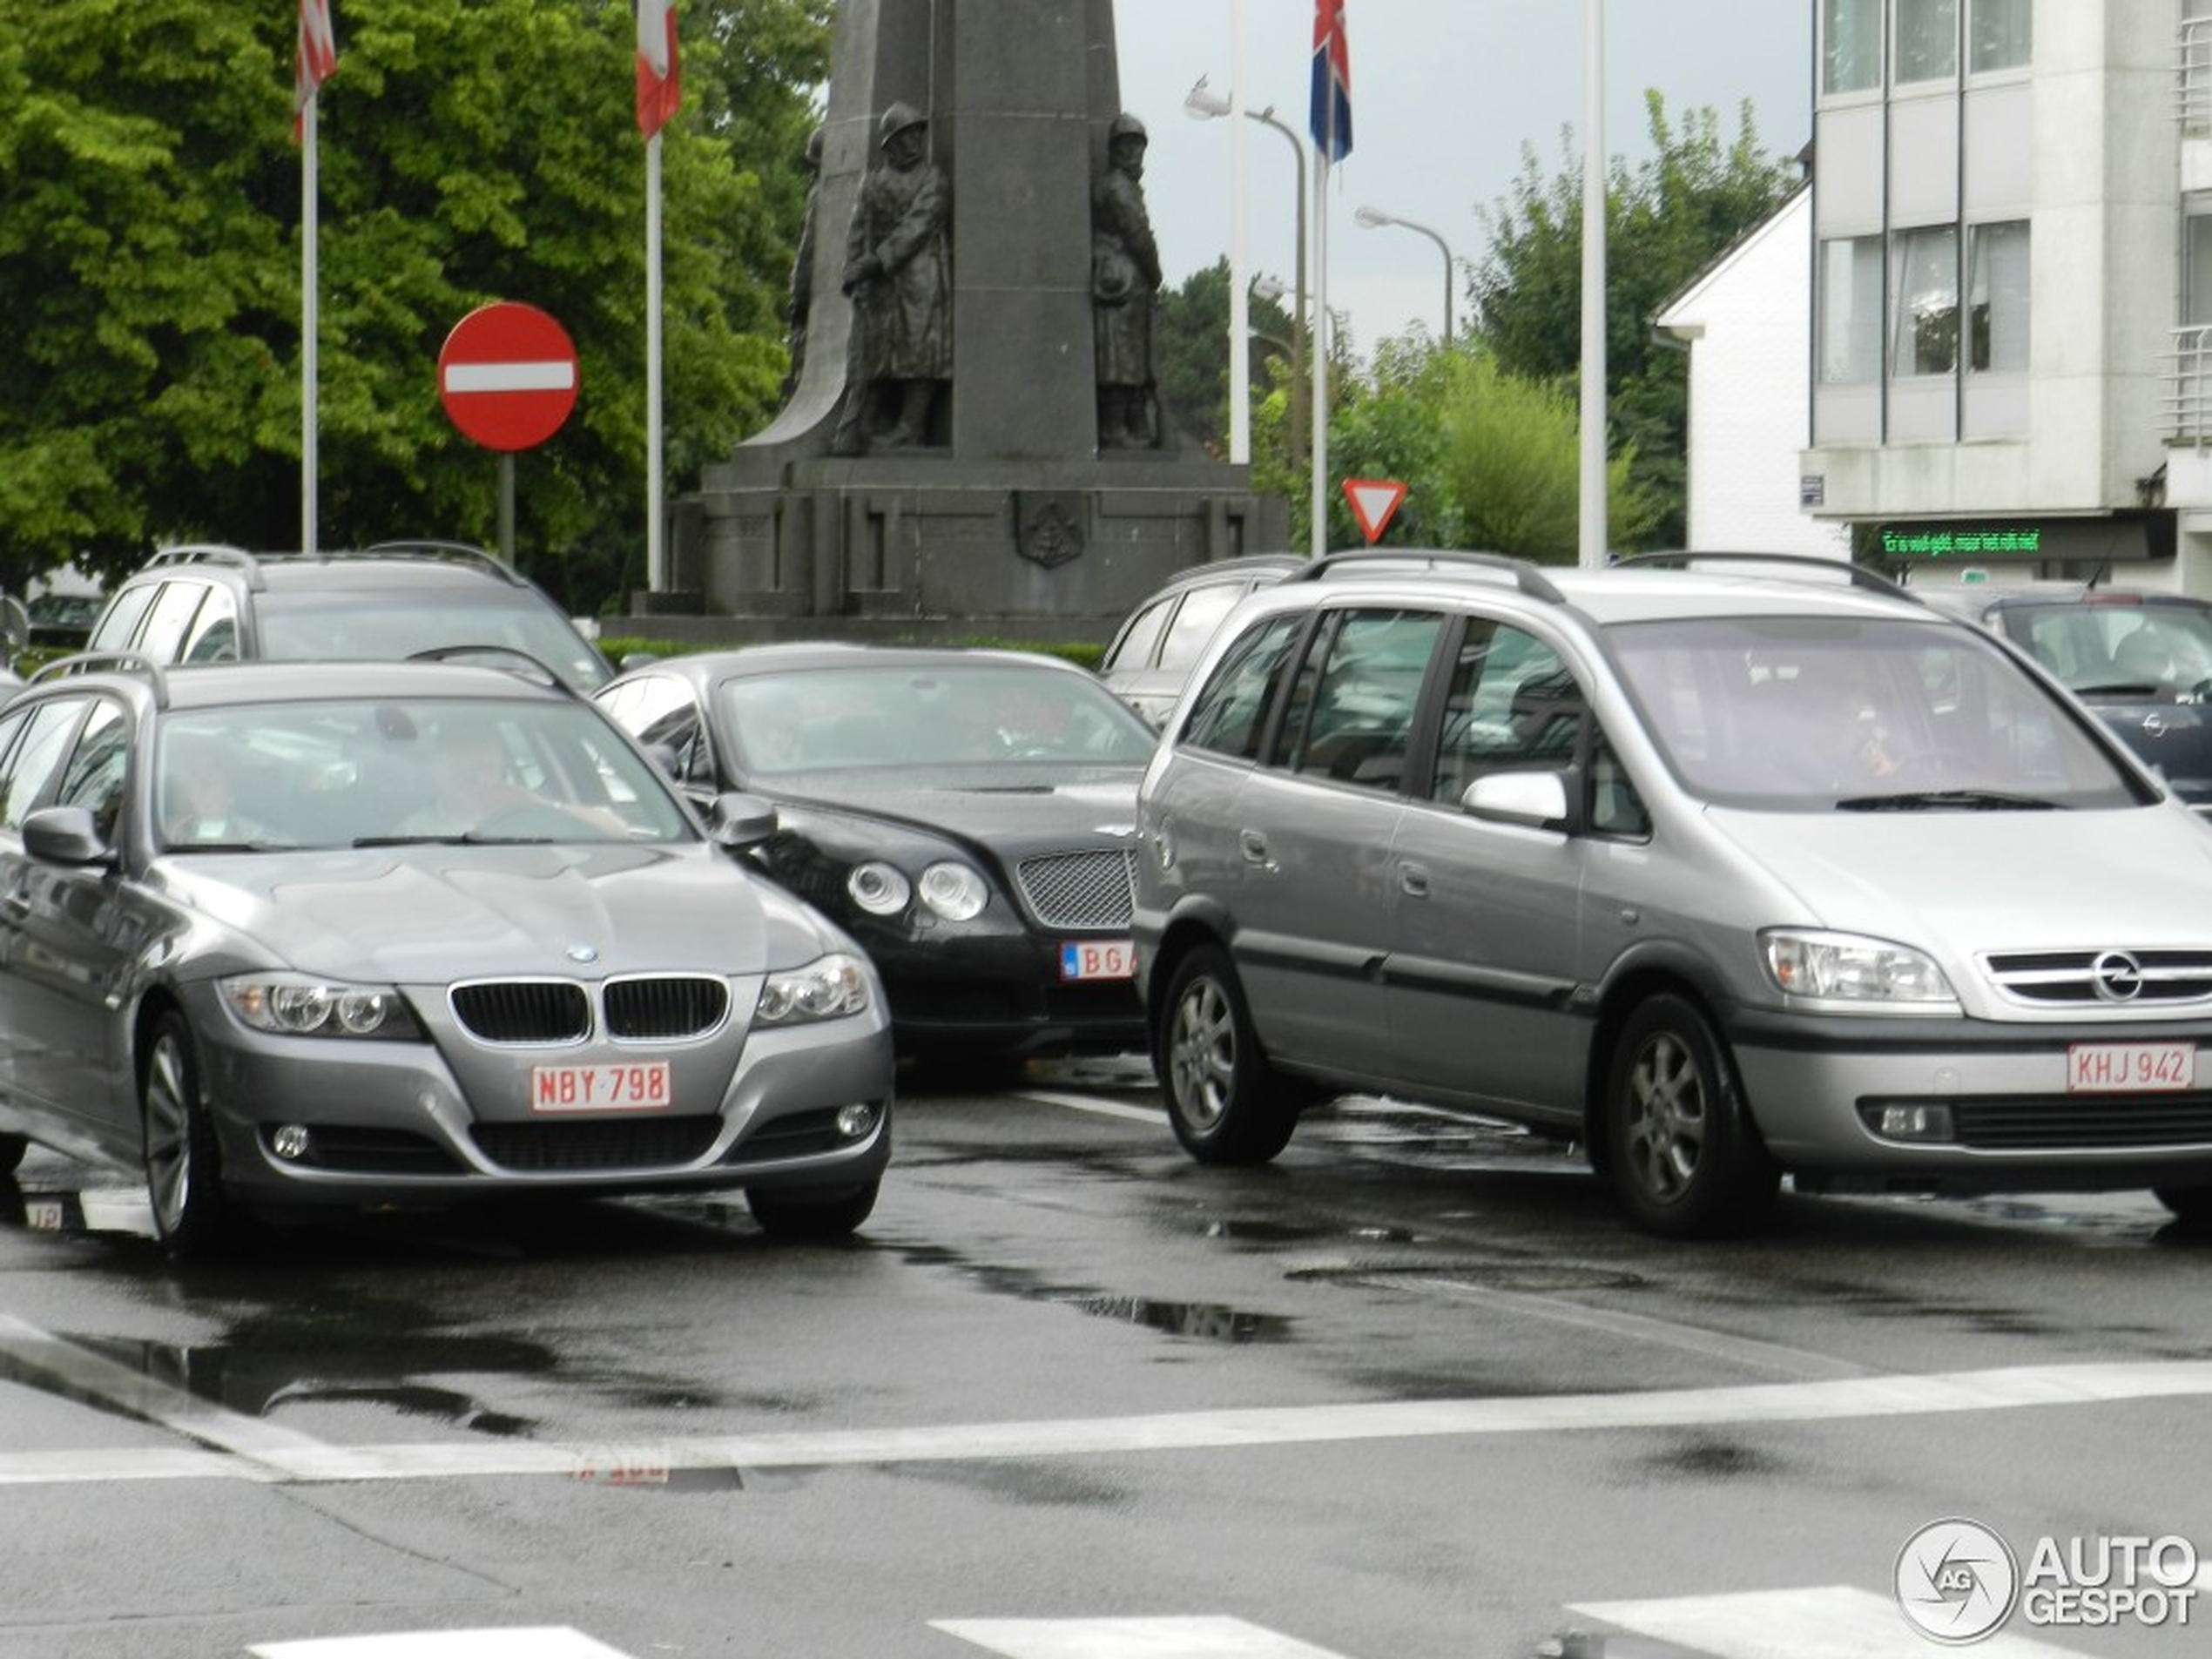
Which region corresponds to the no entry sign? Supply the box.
[437,301,578,452]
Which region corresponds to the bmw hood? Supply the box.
[161,844,813,984]
[1704,803,2212,953]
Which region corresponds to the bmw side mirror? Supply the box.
[709,791,778,849]
[1461,770,1573,832]
[23,805,114,866]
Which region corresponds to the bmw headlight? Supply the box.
[917,860,988,921]
[847,860,914,915]
[221,974,421,1039]
[757,953,872,1025]
[1762,930,1957,1008]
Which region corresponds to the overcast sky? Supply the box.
[1109,0,1812,356]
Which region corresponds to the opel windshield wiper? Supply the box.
[1835,791,2061,813]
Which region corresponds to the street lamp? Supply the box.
[1185,77,1308,477]
[1354,205,1457,347]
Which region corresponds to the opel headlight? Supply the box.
[757,953,872,1025]
[222,975,421,1038]
[1762,930,1957,1008]
[917,860,988,921]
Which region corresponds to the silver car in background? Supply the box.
[1135,551,2212,1236]
[0,658,894,1256]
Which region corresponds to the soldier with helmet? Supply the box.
[1091,111,1163,448]
[832,100,953,455]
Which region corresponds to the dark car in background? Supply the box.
[596,644,1161,1066]
[1925,583,2212,817]
[1099,554,1303,725]
[84,541,613,693]
[0,656,894,1254]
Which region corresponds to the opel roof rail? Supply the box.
[148,543,262,585]
[1612,550,1917,604]
[1291,548,1568,604]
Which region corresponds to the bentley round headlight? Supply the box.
[848,861,913,915]
[917,861,988,921]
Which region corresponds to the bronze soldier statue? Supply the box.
[832,102,953,455]
[1091,111,1163,448]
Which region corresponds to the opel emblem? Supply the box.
[2141,711,2170,738]
[2091,949,2143,1002]
[568,944,600,964]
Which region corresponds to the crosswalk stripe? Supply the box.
[1568,1586,2101,1659]
[932,1615,1352,1657]
[250,1630,628,1657]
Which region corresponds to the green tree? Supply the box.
[1471,92,1798,549]
[0,0,829,611]
[1154,257,1298,460]
[1322,334,1650,560]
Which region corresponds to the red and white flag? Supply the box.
[636,0,681,138]
[294,0,337,137]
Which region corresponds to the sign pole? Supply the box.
[499,455,516,566]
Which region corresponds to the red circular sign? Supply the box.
[436,301,579,452]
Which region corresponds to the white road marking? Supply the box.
[440,361,574,394]
[1,1316,2207,1487]
[933,1615,1352,1657]
[252,1629,627,1658]
[1569,1584,2101,1659]
[1015,1088,1163,1123]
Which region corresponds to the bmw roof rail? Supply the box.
[1611,550,1918,604]
[1290,548,1568,604]
[29,651,172,707]
[361,540,525,584]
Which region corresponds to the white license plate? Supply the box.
[531,1061,672,1113]
[1060,939,1136,981]
[2066,1042,2195,1094]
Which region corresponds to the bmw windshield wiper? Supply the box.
[1835,791,2062,813]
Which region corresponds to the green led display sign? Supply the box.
[1879,526,2042,558]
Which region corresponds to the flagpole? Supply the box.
[302,92,319,559]
[1578,0,1607,569]
[645,130,665,593]
[1310,145,1327,562]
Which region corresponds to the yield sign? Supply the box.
[1341,477,1408,544]
[437,301,579,452]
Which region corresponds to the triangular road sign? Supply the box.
[1341,477,1408,544]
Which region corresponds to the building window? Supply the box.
[1823,0,1882,94]
[1890,225,1959,376]
[1818,236,1885,382]
[1968,0,2029,72]
[1966,221,2028,372]
[1895,0,1958,84]
[2186,210,2212,326]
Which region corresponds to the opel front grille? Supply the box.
[1017,848,1136,929]
[1982,949,2212,1008]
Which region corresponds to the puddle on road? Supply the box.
[896,1247,1291,1344]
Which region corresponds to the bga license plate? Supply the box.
[2066,1042,2195,1094]
[1060,940,1136,981]
[532,1061,672,1113]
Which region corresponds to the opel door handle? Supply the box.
[1399,861,1431,899]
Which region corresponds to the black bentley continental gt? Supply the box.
[596,645,1157,1066]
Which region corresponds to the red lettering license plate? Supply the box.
[2065,1042,2195,1094]
[531,1061,672,1113]
[1060,940,1136,981]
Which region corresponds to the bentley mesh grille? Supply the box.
[1016,848,1136,929]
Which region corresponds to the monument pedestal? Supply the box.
[639,0,1289,647]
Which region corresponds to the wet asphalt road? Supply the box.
[0,1055,2208,1659]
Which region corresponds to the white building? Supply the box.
[1657,187,1850,557]
[1799,0,2212,588]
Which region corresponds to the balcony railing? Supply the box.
[2183,17,2212,133]
[2166,325,2212,443]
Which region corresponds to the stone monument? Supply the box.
[644,0,1289,645]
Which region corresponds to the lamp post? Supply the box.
[1185,78,1307,479]
[1353,205,1455,346]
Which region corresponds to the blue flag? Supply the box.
[1310,0,1352,163]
